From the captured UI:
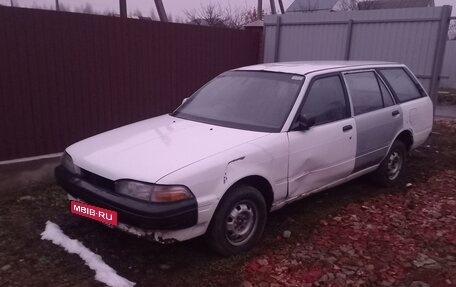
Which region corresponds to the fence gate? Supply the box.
[263,6,453,102]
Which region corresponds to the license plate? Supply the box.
[70,200,118,226]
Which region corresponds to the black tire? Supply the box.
[206,185,267,256]
[372,140,407,187]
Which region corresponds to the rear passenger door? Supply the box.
[343,70,402,172]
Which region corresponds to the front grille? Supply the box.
[81,169,115,191]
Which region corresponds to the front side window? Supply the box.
[299,75,349,125]
[344,71,384,116]
[379,68,423,103]
[173,71,304,132]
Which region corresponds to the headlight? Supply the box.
[115,180,193,203]
[61,152,81,175]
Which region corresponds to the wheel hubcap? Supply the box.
[387,151,403,180]
[225,201,257,246]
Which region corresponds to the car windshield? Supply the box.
[172,71,304,132]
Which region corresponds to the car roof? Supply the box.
[236,61,400,76]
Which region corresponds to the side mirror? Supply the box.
[293,114,316,131]
[182,97,189,105]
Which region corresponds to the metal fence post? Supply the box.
[258,0,263,20]
[278,0,285,14]
[119,0,127,18]
[344,19,354,60]
[270,0,277,15]
[274,15,282,62]
[154,0,169,22]
[430,5,452,107]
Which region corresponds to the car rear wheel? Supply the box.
[372,140,406,187]
[206,185,267,256]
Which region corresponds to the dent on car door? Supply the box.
[287,74,356,199]
[343,70,403,172]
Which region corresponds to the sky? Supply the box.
[0,0,293,18]
[0,0,454,18]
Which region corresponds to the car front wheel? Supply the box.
[206,185,267,256]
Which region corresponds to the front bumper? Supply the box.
[55,165,198,230]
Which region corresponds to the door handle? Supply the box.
[392,110,400,116]
[343,125,352,132]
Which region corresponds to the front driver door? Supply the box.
[288,74,356,199]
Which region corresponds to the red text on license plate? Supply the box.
[70,200,118,226]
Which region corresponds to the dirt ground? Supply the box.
[0,121,455,287]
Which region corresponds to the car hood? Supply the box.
[67,114,269,183]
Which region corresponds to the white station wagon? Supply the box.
[56,61,433,255]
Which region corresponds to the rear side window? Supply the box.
[300,75,349,125]
[379,68,422,103]
[379,78,395,107]
[344,72,383,115]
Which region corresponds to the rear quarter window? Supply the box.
[379,68,424,103]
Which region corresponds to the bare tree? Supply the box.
[185,3,261,29]
[58,3,71,12]
[103,9,118,16]
[337,0,384,11]
[167,13,186,23]
[449,20,456,40]
[74,3,96,14]
[174,15,185,23]
[81,3,94,14]
[185,3,227,27]
[167,13,174,23]
[224,6,261,29]
[338,0,359,11]
[357,0,391,10]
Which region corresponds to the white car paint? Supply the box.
[401,97,434,149]
[288,117,357,199]
[64,61,433,242]
[67,114,269,183]
[156,132,290,239]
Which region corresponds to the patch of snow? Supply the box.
[18,195,35,202]
[41,221,135,287]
